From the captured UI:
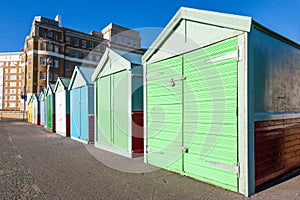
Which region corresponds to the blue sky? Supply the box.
[0,0,299,52]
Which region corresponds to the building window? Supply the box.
[65,63,70,71]
[40,43,46,50]
[28,73,31,80]
[74,51,78,58]
[9,96,16,100]
[40,85,45,92]
[18,89,21,94]
[54,45,59,53]
[0,62,4,66]
[28,43,33,51]
[11,62,17,66]
[10,75,16,80]
[95,55,100,62]
[65,50,70,57]
[41,31,46,38]
[54,74,58,82]
[9,103,16,108]
[10,89,16,94]
[10,82,16,87]
[27,86,31,93]
[10,69,17,73]
[81,40,86,48]
[88,54,93,61]
[53,34,58,41]
[28,58,32,65]
[48,72,52,81]
[66,36,70,44]
[81,52,86,59]
[40,71,46,80]
[121,37,125,44]
[74,38,79,46]
[47,31,52,38]
[127,39,131,45]
[133,40,137,47]
[54,59,59,68]
[95,44,100,52]
[18,75,21,80]
[88,42,93,49]
[47,43,53,51]
[40,57,46,66]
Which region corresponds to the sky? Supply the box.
[0,0,299,52]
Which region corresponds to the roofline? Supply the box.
[54,77,69,92]
[68,66,94,90]
[0,52,23,55]
[252,20,300,49]
[91,49,110,82]
[45,84,55,95]
[143,7,252,63]
[91,48,133,81]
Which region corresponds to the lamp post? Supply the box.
[46,57,52,87]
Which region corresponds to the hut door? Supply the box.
[146,37,239,192]
[71,89,81,138]
[182,37,239,192]
[47,96,53,130]
[80,88,88,140]
[146,56,184,173]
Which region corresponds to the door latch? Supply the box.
[170,76,186,87]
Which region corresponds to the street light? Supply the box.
[46,57,52,87]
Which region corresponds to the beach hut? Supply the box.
[45,84,56,132]
[54,77,71,137]
[68,66,95,144]
[39,91,46,127]
[29,94,40,125]
[27,96,33,123]
[142,7,300,196]
[91,48,144,158]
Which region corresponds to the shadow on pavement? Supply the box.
[256,167,300,193]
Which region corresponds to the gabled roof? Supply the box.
[112,49,142,65]
[91,48,142,81]
[45,84,55,96]
[68,66,95,90]
[28,93,39,103]
[54,77,71,92]
[143,7,300,63]
[142,7,252,63]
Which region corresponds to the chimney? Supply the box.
[55,15,62,27]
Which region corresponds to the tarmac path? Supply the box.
[0,118,299,199]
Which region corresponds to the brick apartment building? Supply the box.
[23,15,143,98]
[0,52,25,111]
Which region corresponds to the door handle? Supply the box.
[176,145,188,153]
[170,76,186,87]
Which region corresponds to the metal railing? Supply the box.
[0,110,27,121]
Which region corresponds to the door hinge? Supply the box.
[206,50,238,63]
[146,72,163,79]
[146,148,164,154]
[205,161,240,176]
